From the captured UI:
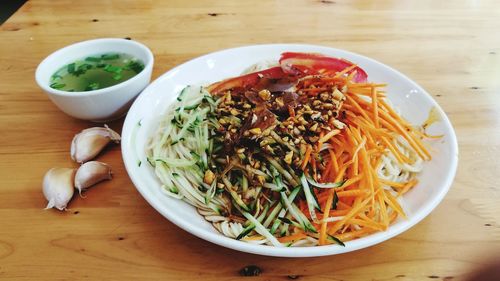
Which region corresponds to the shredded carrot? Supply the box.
[379,99,412,128]
[383,190,406,219]
[317,131,325,151]
[316,178,361,204]
[350,91,387,98]
[334,64,359,78]
[336,201,351,210]
[328,149,339,174]
[346,70,358,83]
[330,136,344,148]
[327,196,371,235]
[319,129,341,144]
[319,167,346,245]
[347,218,384,231]
[311,156,317,178]
[398,179,418,196]
[329,209,350,216]
[300,87,328,93]
[381,136,410,164]
[378,109,431,160]
[377,192,389,229]
[348,82,388,88]
[336,228,374,241]
[337,189,367,198]
[358,213,383,229]
[277,66,437,245]
[379,178,406,189]
[347,93,431,160]
[388,211,399,223]
[341,173,363,189]
[278,232,307,243]
[345,95,370,121]
[301,145,312,171]
[351,136,366,163]
[371,87,379,128]
[321,159,333,181]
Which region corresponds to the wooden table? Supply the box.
[1,0,499,280]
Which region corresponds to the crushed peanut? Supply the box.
[284,151,293,164]
[249,127,262,135]
[258,89,271,101]
[203,170,215,185]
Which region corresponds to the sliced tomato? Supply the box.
[279,52,368,82]
[207,66,286,95]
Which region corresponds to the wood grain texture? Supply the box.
[1,0,499,280]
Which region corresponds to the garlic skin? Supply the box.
[70,125,120,163]
[43,168,76,211]
[74,161,112,194]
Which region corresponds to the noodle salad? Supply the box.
[146,52,436,247]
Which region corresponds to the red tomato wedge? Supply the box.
[206,52,368,95]
[207,66,286,95]
[279,52,368,83]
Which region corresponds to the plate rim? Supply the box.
[121,43,459,257]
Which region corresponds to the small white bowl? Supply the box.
[35,38,154,122]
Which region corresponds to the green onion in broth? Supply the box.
[49,52,145,92]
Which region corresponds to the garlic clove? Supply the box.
[74,161,112,194]
[43,168,76,211]
[70,125,120,163]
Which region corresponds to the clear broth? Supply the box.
[50,53,145,92]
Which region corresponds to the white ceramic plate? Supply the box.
[121,44,458,257]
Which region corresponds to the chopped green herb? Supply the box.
[101,53,120,60]
[85,56,101,62]
[51,74,62,80]
[67,63,76,74]
[73,68,86,77]
[104,64,122,73]
[80,63,93,70]
[50,82,66,89]
[125,60,145,73]
[85,82,100,91]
